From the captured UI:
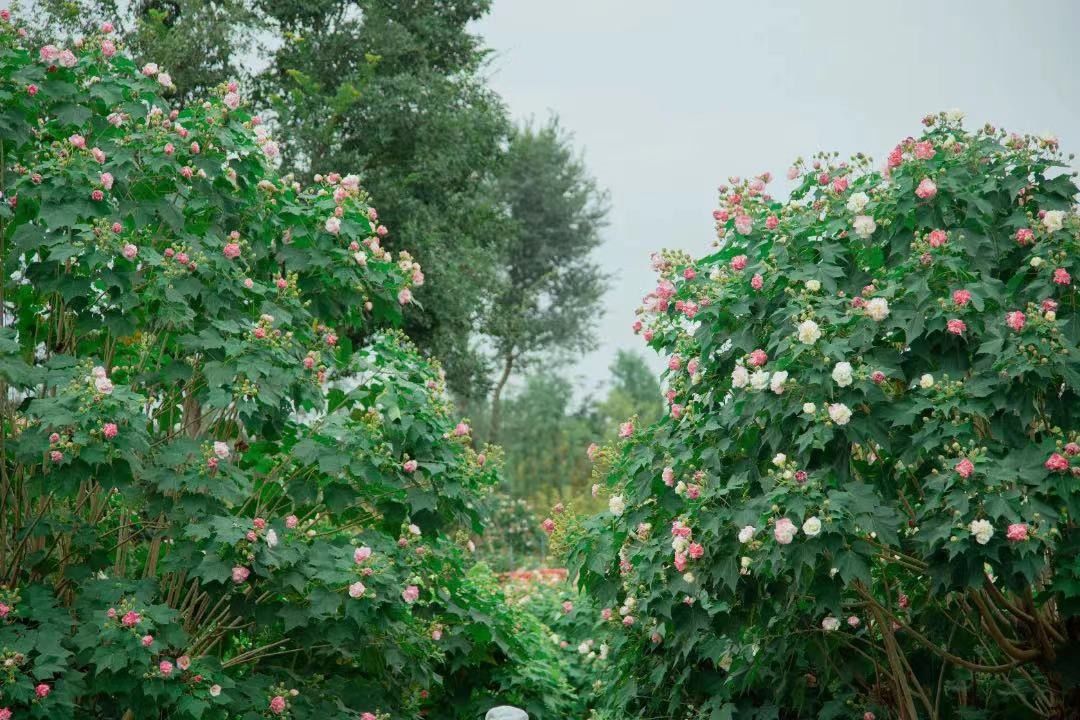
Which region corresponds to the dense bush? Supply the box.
[568,112,1080,718]
[500,567,611,717]
[437,565,577,719]
[0,14,565,719]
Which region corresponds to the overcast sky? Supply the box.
[474,0,1080,397]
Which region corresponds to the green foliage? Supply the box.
[257,0,512,397]
[501,569,610,717]
[436,564,577,720]
[568,113,1080,718]
[0,17,564,719]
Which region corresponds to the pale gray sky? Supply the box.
[475,0,1080,396]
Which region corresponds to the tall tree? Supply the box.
[256,0,512,398]
[485,117,610,443]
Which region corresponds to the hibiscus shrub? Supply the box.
[0,15,566,720]
[568,112,1080,719]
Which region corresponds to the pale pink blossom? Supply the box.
[1006,311,1026,332]
[1045,453,1069,473]
[1006,523,1029,543]
[955,458,974,478]
[773,518,797,544]
[402,585,420,603]
[231,566,250,583]
[915,178,937,200]
[914,141,936,159]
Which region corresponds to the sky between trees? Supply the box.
[475,0,1080,395]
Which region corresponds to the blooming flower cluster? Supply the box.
[0,13,552,718]
[573,111,1080,718]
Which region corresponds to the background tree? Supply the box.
[485,117,610,443]
[499,371,598,504]
[596,348,662,430]
[494,351,661,510]
[256,0,512,398]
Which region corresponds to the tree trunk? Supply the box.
[487,353,514,445]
